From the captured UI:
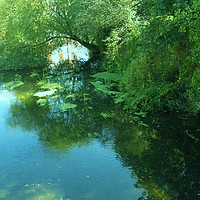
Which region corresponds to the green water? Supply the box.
[0,69,199,200]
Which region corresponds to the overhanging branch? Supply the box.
[21,35,100,55]
[21,35,69,49]
[71,35,100,54]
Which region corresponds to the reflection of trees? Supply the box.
[7,70,200,200]
[113,115,200,199]
[7,70,122,150]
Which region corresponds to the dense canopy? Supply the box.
[0,0,199,114]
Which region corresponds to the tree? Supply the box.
[104,0,200,114]
[0,0,199,113]
[0,0,136,70]
[0,0,50,69]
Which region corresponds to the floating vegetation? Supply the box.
[21,183,60,200]
[33,90,57,97]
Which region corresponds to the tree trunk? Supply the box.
[71,35,100,55]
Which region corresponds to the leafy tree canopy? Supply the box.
[0,0,199,114]
[0,0,136,69]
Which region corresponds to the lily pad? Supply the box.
[33,89,57,97]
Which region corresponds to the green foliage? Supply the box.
[100,112,114,119]
[90,72,124,100]
[101,0,200,114]
[66,94,75,99]
[2,73,24,89]
[90,81,117,95]
[60,103,77,112]
[0,0,138,70]
[2,81,24,90]
[29,71,40,81]
[188,68,200,113]
[0,0,49,70]
[0,0,199,114]
[92,72,122,82]
[36,98,47,107]
[37,81,62,90]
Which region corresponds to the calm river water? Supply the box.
[0,69,199,200]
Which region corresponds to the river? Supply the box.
[0,66,199,200]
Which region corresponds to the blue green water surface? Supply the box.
[0,90,144,200]
[0,69,199,200]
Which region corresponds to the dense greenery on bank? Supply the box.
[0,0,199,114]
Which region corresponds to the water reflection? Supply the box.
[7,71,119,149]
[1,71,146,199]
[1,69,200,200]
[113,114,200,200]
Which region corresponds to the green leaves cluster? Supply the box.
[102,0,200,114]
[2,81,24,90]
[0,0,50,69]
[0,0,142,69]
[0,0,199,114]
[2,74,24,89]
[90,71,122,96]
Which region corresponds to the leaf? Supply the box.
[2,81,24,90]
[33,89,57,97]
[66,94,75,99]
[134,111,147,118]
[36,98,47,106]
[100,112,115,119]
[60,103,77,112]
[30,72,39,78]
[41,83,62,90]
[92,72,122,82]
[91,81,116,95]
[37,81,62,90]
[114,92,129,104]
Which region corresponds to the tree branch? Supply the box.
[71,35,100,54]
[20,36,69,49]
[21,35,100,55]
